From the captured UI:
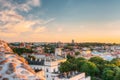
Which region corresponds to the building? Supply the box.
[57,72,90,80]
[55,48,62,56]
[26,55,90,80]
[72,39,75,44]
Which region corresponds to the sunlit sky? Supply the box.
[1,0,120,43]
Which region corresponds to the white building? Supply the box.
[27,55,90,80]
[55,48,62,56]
[25,48,91,80]
[57,72,91,80]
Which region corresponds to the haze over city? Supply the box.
[0,0,120,43]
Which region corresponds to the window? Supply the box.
[46,75,48,78]
[53,69,56,72]
[46,68,49,72]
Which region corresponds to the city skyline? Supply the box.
[1,0,120,43]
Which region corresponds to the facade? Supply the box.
[57,73,91,80]
[27,55,90,80]
[24,48,91,80]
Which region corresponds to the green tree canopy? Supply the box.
[89,56,105,65]
[111,58,120,67]
[80,61,99,76]
[59,61,72,73]
[13,48,33,55]
[75,52,80,56]
[114,70,120,80]
[102,68,114,80]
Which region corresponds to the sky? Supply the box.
[0,0,120,43]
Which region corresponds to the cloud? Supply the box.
[44,18,55,24]
[32,0,41,6]
[30,18,55,30]
[0,0,41,12]
[0,0,55,39]
[0,14,47,34]
[0,10,23,24]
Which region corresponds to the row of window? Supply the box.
[46,75,54,80]
[46,68,57,72]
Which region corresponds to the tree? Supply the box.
[44,44,55,53]
[111,58,120,67]
[77,57,86,61]
[89,56,105,65]
[75,52,80,56]
[104,64,117,70]
[114,71,120,80]
[89,56,108,77]
[77,60,88,72]
[102,68,114,80]
[80,61,99,76]
[59,57,87,73]
[67,54,74,60]
[59,56,120,80]
[13,48,33,55]
[59,61,72,73]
